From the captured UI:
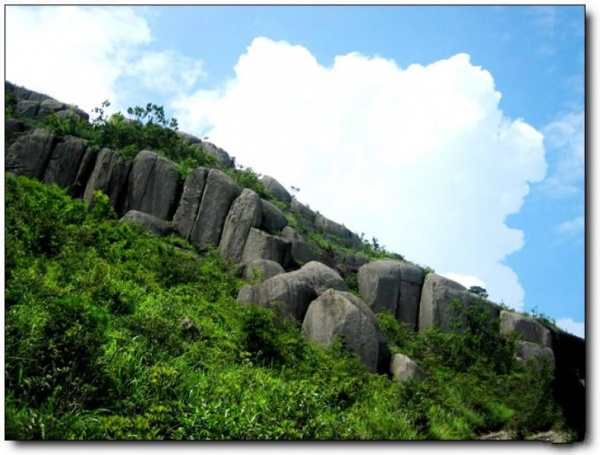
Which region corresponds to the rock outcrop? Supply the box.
[189,169,241,250]
[242,259,286,283]
[124,150,181,220]
[260,199,288,235]
[83,148,131,215]
[121,210,173,237]
[391,353,426,382]
[499,310,553,348]
[261,175,291,204]
[358,260,424,330]
[219,189,263,263]
[5,127,57,179]
[242,228,291,267]
[418,273,499,333]
[302,289,389,373]
[173,167,209,240]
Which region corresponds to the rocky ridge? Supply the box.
[4,82,584,422]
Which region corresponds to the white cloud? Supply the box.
[441,273,486,292]
[5,6,205,115]
[5,6,152,113]
[174,37,547,311]
[557,215,584,236]
[556,318,585,339]
[541,110,584,198]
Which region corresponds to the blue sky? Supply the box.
[3,3,586,337]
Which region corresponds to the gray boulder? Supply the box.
[302,289,388,373]
[260,199,288,235]
[83,148,131,215]
[120,210,173,237]
[42,135,91,190]
[261,175,291,204]
[219,189,263,263]
[391,353,426,382]
[282,226,317,266]
[5,127,56,179]
[201,141,234,169]
[124,150,181,220]
[189,169,242,250]
[500,311,553,348]
[515,341,556,371]
[242,228,291,267]
[5,119,34,146]
[296,261,348,295]
[36,98,66,120]
[418,273,500,333]
[70,147,99,198]
[176,131,203,146]
[173,167,209,240]
[238,272,316,320]
[242,259,286,283]
[289,198,317,229]
[315,213,362,249]
[16,99,40,118]
[237,261,347,320]
[358,260,424,330]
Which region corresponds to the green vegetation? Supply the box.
[5,174,575,441]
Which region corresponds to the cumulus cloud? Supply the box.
[541,110,584,198]
[556,318,585,339]
[173,37,547,310]
[557,215,584,236]
[5,6,152,113]
[5,6,206,114]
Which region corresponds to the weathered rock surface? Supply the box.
[202,141,234,169]
[83,148,131,215]
[5,119,34,146]
[242,259,286,283]
[124,150,181,220]
[242,228,291,267]
[358,260,424,330]
[5,127,56,179]
[261,175,291,204]
[499,310,553,348]
[42,135,92,193]
[391,353,426,382]
[237,272,316,320]
[515,341,556,370]
[418,273,499,333]
[302,289,388,373]
[260,199,288,235]
[296,261,348,295]
[282,226,317,266]
[334,252,370,278]
[219,189,263,263]
[237,261,347,320]
[290,198,317,229]
[315,213,362,249]
[172,167,208,240]
[189,169,241,250]
[120,210,173,237]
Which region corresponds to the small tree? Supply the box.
[468,285,489,299]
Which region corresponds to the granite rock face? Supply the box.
[242,228,291,268]
[418,273,499,333]
[242,259,286,283]
[124,150,181,220]
[173,167,209,240]
[219,189,263,264]
[391,353,426,382]
[42,135,93,195]
[120,210,173,237]
[189,169,242,250]
[5,127,57,179]
[261,175,291,204]
[260,199,288,235]
[83,148,131,215]
[302,290,389,373]
[499,310,553,348]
